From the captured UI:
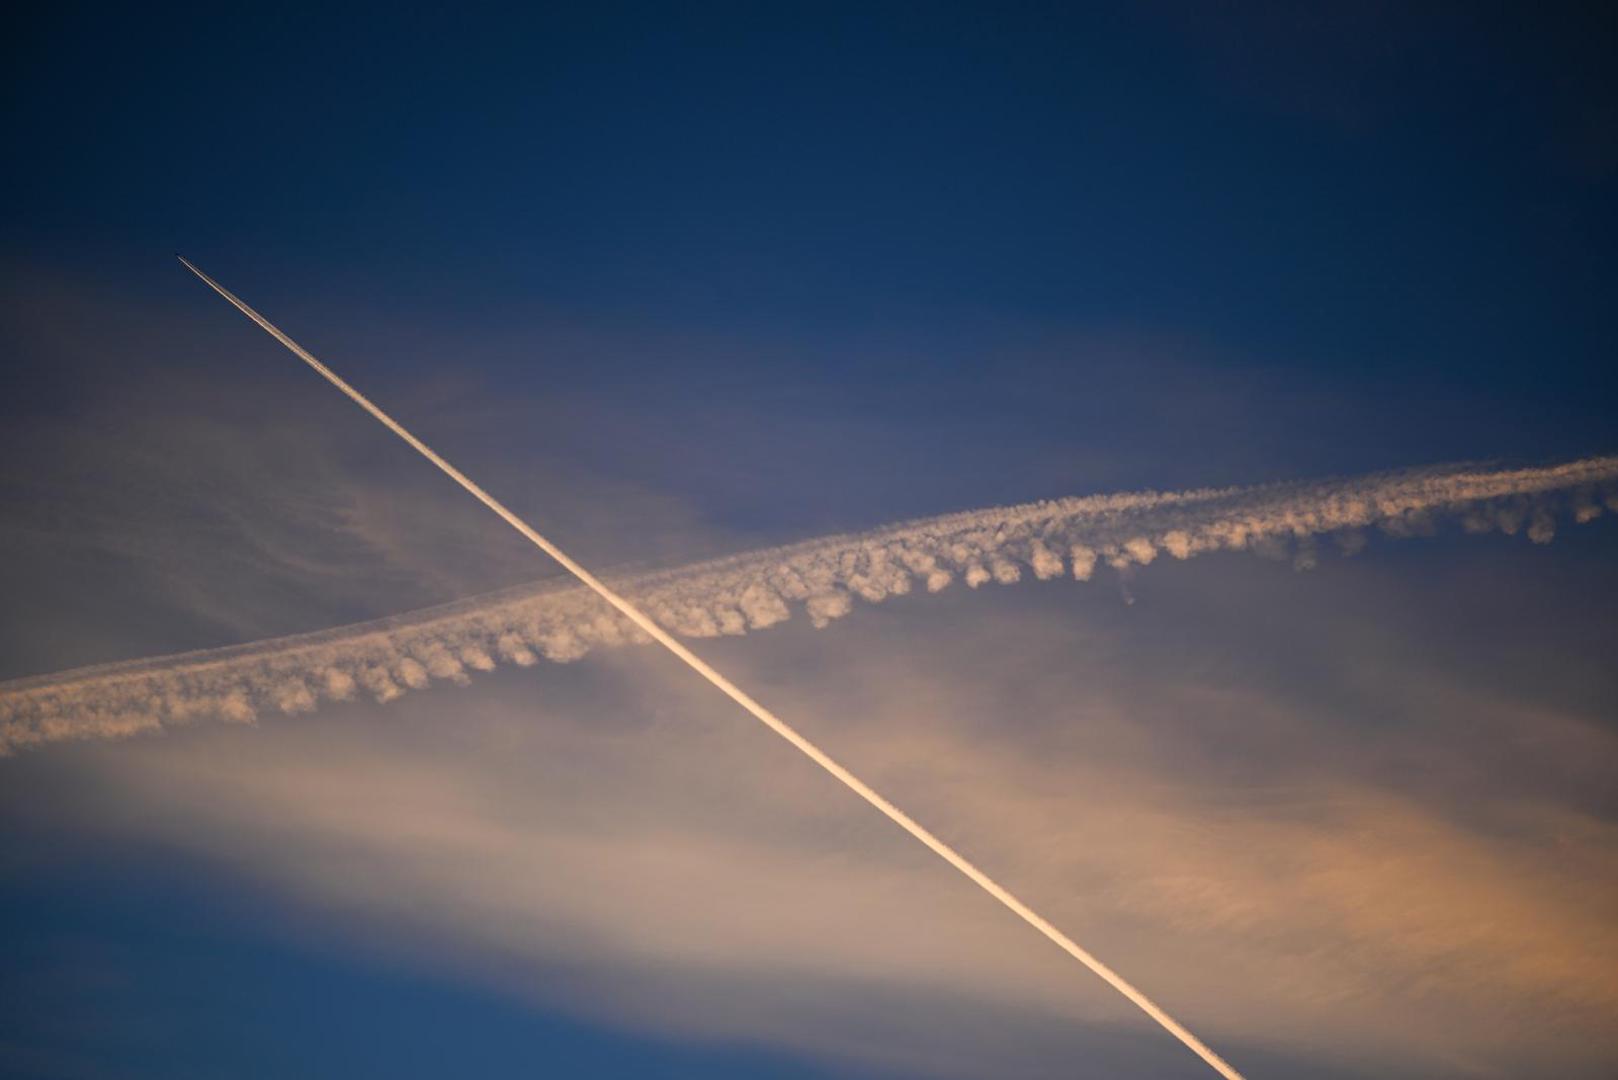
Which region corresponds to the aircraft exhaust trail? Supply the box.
[176,255,1249,1080]
[7,455,1613,748]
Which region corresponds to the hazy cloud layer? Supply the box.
[3,456,1615,754]
[15,551,1615,1079]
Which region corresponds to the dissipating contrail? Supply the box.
[7,452,1612,749]
[172,256,1249,1079]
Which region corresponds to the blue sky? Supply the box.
[9,5,1615,395]
[3,5,1617,1079]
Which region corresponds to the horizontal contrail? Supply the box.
[4,453,1614,754]
[160,258,1252,1078]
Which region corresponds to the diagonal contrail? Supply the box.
[176,255,1248,1079]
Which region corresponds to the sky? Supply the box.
[2,4,1616,1078]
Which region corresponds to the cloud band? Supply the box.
[3,455,1614,755]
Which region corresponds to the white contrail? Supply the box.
[5,447,1614,752]
[171,256,1249,1078]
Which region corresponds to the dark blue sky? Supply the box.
[4,5,1617,1079]
[8,4,1616,383]
[6,4,1615,527]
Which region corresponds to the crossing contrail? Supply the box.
[172,256,1249,1078]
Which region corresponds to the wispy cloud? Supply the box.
[25,568,1616,1078]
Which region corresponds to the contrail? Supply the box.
[5,449,1614,751]
[3,376,1616,756]
[172,256,1249,1078]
